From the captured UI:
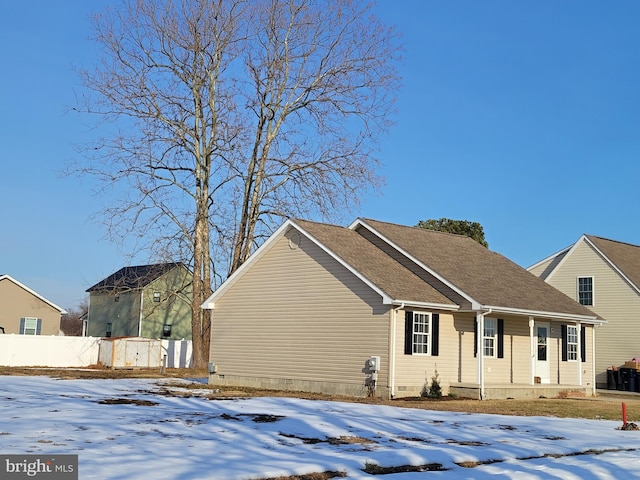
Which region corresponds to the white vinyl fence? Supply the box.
[0,335,193,368]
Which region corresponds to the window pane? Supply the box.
[578,277,593,306]
[412,313,430,354]
[483,318,497,357]
[567,326,578,361]
[24,318,37,335]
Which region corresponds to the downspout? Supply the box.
[592,324,597,395]
[577,322,582,387]
[390,303,405,398]
[529,316,535,385]
[476,308,492,400]
[138,290,144,337]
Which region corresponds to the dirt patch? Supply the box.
[619,422,640,431]
[97,398,159,406]
[363,462,446,474]
[260,472,346,480]
[280,433,375,446]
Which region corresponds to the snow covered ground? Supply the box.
[1,376,639,479]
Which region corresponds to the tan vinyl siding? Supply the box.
[393,311,460,395]
[546,240,639,385]
[392,312,590,395]
[210,228,390,396]
[0,279,61,335]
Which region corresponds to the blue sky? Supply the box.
[1,1,639,310]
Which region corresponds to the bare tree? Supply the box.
[72,0,401,368]
[61,299,89,336]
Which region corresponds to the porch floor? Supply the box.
[450,383,591,400]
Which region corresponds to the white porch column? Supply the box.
[476,314,485,399]
[577,322,583,386]
[529,316,535,385]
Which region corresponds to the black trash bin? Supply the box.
[630,370,637,393]
[619,368,631,391]
[607,369,618,390]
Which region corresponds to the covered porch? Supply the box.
[469,310,602,399]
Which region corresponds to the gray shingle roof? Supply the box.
[86,262,184,292]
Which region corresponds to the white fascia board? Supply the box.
[393,300,459,311]
[582,236,640,296]
[482,304,604,325]
[526,245,572,272]
[349,219,481,310]
[0,274,67,314]
[543,235,587,283]
[201,220,295,309]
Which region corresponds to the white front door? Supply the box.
[535,322,550,384]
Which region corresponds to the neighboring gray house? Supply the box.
[86,263,192,340]
[529,235,640,388]
[0,274,66,335]
[202,218,602,400]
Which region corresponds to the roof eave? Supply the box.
[481,304,604,324]
[390,300,460,311]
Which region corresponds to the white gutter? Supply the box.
[394,300,458,311]
[480,305,602,325]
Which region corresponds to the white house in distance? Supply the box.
[203,218,603,400]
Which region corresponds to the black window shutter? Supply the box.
[580,327,586,362]
[404,311,413,355]
[431,314,439,356]
[19,318,25,334]
[36,319,42,335]
[561,325,568,362]
[497,319,504,359]
[473,317,477,357]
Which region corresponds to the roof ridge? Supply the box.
[360,217,476,240]
[586,234,640,250]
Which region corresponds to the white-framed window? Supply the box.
[153,292,161,303]
[22,317,39,335]
[483,318,497,357]
[577,277,593,306]
[412,312,431,354]
[566,325,578,361]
